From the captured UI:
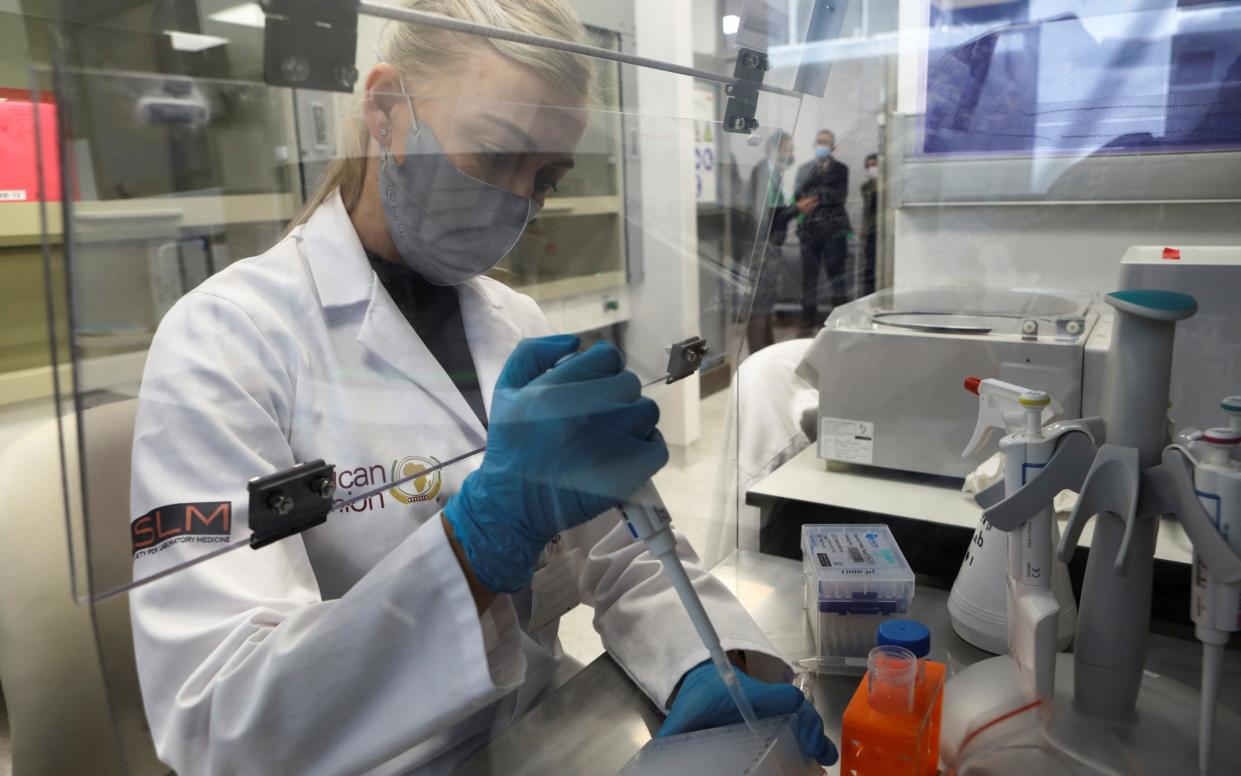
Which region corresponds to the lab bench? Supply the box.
[454,550,1241,776]
[746,445,1199,630]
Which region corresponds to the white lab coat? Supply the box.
[129,191,787,776]
[708,340,818,562]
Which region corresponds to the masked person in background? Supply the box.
[126,1,836,774]
[793,129,851,334]
[744,130,817,354]
[859,153,880,299]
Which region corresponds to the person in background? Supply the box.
[859,153,879,299]
[793,129,851,333]
[744,130,818,354]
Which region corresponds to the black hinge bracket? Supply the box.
[664,336,710,384]
[263,0,360,93]
[248,459,337,549]
[722,49,768,134]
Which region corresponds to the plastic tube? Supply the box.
[867,645,917,715]
[1200,640,1223,774]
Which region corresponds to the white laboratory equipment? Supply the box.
[947,377,1079,678]
[801,524,914,670]
[1118,247,1241,432]
[942,289,1241,773]
[1166,405,1241,774]
[798,287,1100,478]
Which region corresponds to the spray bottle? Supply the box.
[958,377,1063,701]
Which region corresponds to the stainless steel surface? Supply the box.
[453,551,1241,774]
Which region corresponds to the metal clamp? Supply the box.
[247,460,337,549]
[262,0,360,93]
[664,336,710,384]
[722,49,768,134]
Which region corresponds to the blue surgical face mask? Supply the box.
[378,81,538,286]
[814,145,832,161]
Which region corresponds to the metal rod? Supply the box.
[95,539,252,602]
[103,373,678,602]
[94,446,488,602]
[358,0,802,99]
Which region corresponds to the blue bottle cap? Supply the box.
[877,619,931,658]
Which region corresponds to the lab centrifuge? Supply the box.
[799,287,1102,479]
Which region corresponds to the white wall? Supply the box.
[0,397,56,459]
[692,0,719,55]
[628,0,702,447]
[894,203,1241,292]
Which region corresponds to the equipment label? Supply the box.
[0,190,28,202]
[807,529,902,574]
[819,417,874,464]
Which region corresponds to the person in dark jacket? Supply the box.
[743,131,817,353]
[858,152,879,298]
[793,129,850,331]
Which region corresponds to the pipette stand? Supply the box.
[951,290,1241,773]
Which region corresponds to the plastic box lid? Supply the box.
[802,524,915,614]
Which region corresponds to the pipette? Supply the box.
[1186,425,1241,775]
[961,377,1065,702]
[619,481,760,733]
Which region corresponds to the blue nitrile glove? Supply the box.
[658,660,838,766]
[444,335,668,593]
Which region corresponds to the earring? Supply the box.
[379,127,388,137]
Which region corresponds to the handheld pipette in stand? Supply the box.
[1167,398,1241,774]
[959,377,1066,701]
[619,481,760,732]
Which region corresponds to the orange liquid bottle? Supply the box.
[840,621,945,776]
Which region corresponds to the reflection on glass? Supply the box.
[924,1,1241,156]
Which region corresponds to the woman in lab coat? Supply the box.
[128,1,835,773]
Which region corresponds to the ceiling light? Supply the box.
[165,30,230,52]
[722,14,741,35]
[208,2,267,29]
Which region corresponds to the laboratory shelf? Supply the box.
[0,193,296,247]
[748,445,1193,564]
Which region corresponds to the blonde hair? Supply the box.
[288,0,594,230]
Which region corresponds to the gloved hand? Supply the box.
[444,334,668,593]
[659,660,838,766]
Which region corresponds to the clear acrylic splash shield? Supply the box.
[26,8,822,774]
[39,43,805,611]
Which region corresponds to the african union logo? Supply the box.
[389,455,443,504]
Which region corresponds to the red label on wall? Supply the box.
[0,96,65,202]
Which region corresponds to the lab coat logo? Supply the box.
[389,456,443,504]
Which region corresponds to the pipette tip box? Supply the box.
[802,524,915,667]
[618,715,817,776]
